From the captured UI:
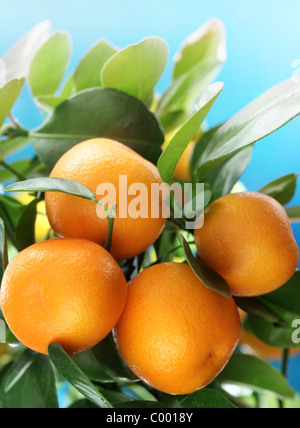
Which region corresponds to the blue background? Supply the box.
[1,0,300,396]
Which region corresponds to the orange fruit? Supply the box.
[0,238,127,356]
[114,262,241,395]
[195,192,299,297]
[45,138,166,261]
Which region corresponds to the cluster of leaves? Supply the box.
[0,20,299,409]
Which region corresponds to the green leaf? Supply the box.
[244,305,300,349]
[97,389,135,406]
[1,21,51,80]
[0,354,59,408]
[158,82,223,183]
[183,184,212,220]
[30,88,164,168]
[0,136,30,159]
[72,335,137,384]
[173,19,226,79]
[3,349,38,393]
[234,296,287,327]
[179,234,232,298]
[0,218,8,282]
[157,59,220,132]
[60,74,75,97]
[70,399,98,409]
[15,198,39,250]
[157,20,226,133]
[116,401,165,409]
[286,206,300,221]
[29,32,72,98]
[74,39,117,91]
[0,195,24,249]
[48,343,112,408]
[262,271,300,316]
[180,389,236,409]
[259,174,298,206]
[102,37,169,105]
[5,177,96,202]
[194,77,300,180]
[243,272,300,348]
[203,146,253,201]
[35,95,67,111]
[0,78,25,128]
[218,353,295,399]
[0,160,30,183]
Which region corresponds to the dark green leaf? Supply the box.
[28,32,72,98]
[30,88,164,168]
[244,303,300,349]
[0,354,59,408]
[74,39,117,91]
[0,196,24,249]
[261,271,300,316]
[234,296,288,327]
[102,37,168,106]
[242,272,300,348]
[3,349,38,393]
[158,82,223,183]
[180,389,236,409]
[259,174,298,205]
[97,388,135,405]
[49,343,112,408]
[203,146,253,200]
[69,399,99,409]
[179,234,232,298]
[5,177,96,202]
[0,78,25,128]
[15,198,39,250]
[72,335,137,384]
[115,401,165,409]
[218,353,295,399]
[194,77,300,180]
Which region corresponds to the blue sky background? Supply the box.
[1,0,300,393]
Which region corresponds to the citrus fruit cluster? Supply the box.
[0,138,299,395]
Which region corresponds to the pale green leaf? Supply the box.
[0,78,25,128]
[102,37,169,105]
[74,40,117,91]
[29,32,72,98]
